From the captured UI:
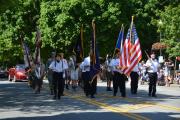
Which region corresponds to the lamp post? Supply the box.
[159,20,163,56]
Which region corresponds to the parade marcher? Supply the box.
[130,64,140,94]
[65,59,71,90]
[71,64,79,91]
[46,52,56,95]
[105,54,113,91]
[80,56,91,97]
[33,61,45,94]
[146,53,160,97]
[69,56,79,91]
[164,61,170,87]
[80,55,98,98]
[167,58,174,84]
[49,53,68,99]
[110,50,127,97]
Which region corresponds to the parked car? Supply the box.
[0,68,8,78]
[8,64,28,82]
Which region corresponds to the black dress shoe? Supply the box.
[53,96,56,100]
[152,95,157,97]
[107,88,112,91]
[131,92,137,95]
[86,93,89,97]
[91,95,95,98]
[121,94,126,97]
[50,90,54,95]
[66,85,69,90]
[58,96,61,100]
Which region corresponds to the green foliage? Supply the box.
[0,0,179,66]
[157,5,180,58]
[0,0,40,66]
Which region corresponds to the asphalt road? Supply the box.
[0,78,179,120]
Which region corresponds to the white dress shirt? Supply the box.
[132,64,140,72]
[80,57,90,72]
[146,59,159,73]
[49,59,68,72]
[109,58,123,73]
[105,58,112,72]
[35,66,41,79]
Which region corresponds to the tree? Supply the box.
[39,0,137,57]
[156,5,180,58]
[0,0,40,66]
[0,0,179,66]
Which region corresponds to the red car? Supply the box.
[8,64,28,82]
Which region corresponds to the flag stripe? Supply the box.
[119,23,142,76]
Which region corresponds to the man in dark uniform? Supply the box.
[110,50,127,97]
[80,55,98,98]
[80,56,91,97]
[146,53,160,97]
[130,64,140,94]
[49,53,68,99]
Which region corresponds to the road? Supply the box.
[0,78,179,120]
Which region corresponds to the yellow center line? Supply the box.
[64,87,180,112]
[66,89,180,112]
[145,101,180,111]
[99,94,180,112]
[65,92,150,120]
[93,96,153,111]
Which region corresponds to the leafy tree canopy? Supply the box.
[0,0,179,66]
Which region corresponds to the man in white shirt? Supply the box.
[49,53,68,99]
[80,56,91,97]
[130,64,140,94]
[146,53,160,97]
[110,50,127,97]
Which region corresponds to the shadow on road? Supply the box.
[0,81,179,120]
[2,111,180,120]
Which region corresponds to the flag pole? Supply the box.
[130,16,134,44]
[91,20,96,66]
[120,24,124,53]
[113,24,124,58]
[81,24,84,58]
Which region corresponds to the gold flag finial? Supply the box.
[132,16,134,22]
[92,19,95,28]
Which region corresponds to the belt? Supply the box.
[148,72,157,74]
[113,71,123,74]
[53,71,63,73]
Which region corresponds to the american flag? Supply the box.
[119,24,142,75]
